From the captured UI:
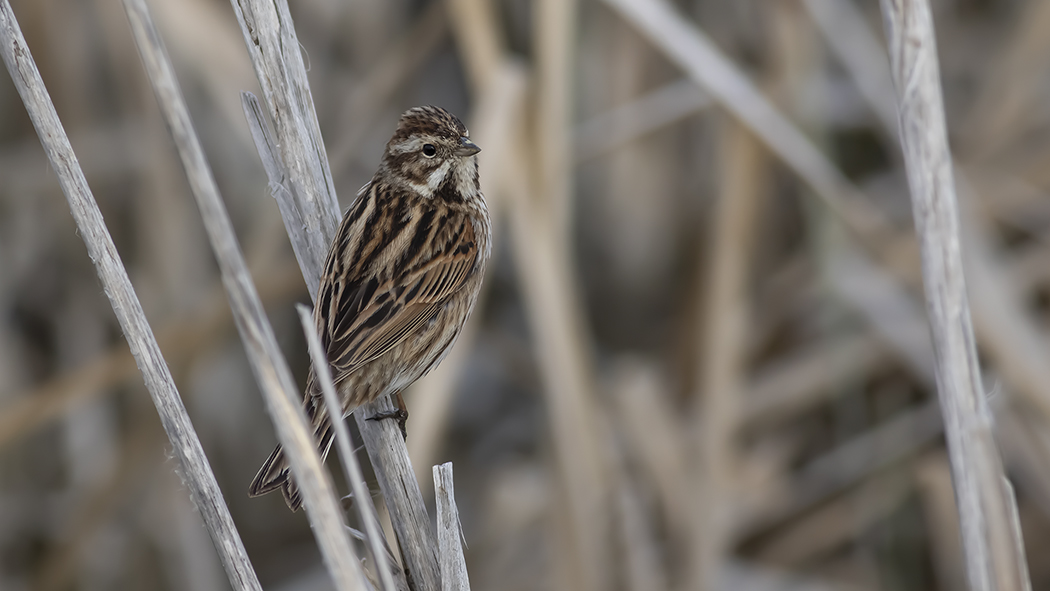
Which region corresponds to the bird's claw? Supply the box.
[367,408,408,439]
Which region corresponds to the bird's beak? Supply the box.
[455,137,481,157]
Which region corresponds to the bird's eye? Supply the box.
[422,143,437,158]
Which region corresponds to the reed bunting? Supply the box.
[250,106,490,511]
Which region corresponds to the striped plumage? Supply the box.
[249,106,490,511]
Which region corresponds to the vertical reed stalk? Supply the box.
[0,2,262,589]
[120,0,368,588]
[231,1,440,586]
[879,1,1031,589]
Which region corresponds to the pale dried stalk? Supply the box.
[802,0,898,137]
[755,473,913,566]
[502,112,610,591]
[719,561,856,591]
[997,406,1050,520]
[227,0,339,297]
[743,332,890,426]
[296,305,403,591]
[445,0,503,97]
[573,78,711,163]
[608,361,690,550]
[959,0,1050,160]
[692,121,764,587]
[352,379,439,591]
[433,463,470,591]
[608,426,668,591]
[961,204,1050,425]
[807,0,1050,424]
[826,248,936,383]
[35,407,157,591]
[879,1,1030,590]
[231,1,440,586]
[447,2,610,590]
[0,2,261,590]
[1003,476,1034,589]
[0,261,303,450]
[741,400,943,535]
[601,0,895,252]
[534,0,577,236]
[120,0,367,588]
[329,2,448,172]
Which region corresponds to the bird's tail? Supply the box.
[248,415,334,512]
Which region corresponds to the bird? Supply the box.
[249,106,490,511]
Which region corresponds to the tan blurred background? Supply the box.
[2,0,1050,589]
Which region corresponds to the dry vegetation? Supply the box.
[0,0,1049,589]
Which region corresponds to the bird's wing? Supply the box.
[315,202,479,386]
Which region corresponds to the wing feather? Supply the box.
[313,192,479,388]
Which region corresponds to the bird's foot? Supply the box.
[367,408,408,439]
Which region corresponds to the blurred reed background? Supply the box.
[1,0,1049,589]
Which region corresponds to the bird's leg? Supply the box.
[367,392,409,439]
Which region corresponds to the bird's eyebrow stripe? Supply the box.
[389,137,426,155]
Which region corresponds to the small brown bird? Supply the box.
[249,106,490,511]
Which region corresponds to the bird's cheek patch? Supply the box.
[426,162,452,193]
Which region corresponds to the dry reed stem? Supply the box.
[433,463,470,591]
[959,0,1050,161]
[802,0,898,138]
[297,305,404,591]
[602,0,895,253]
[503,118,610,591]
[573,78,710,163]
[1003,478,1033,590]
[0,121,145,192]
[447,2,611,589]
[827,248,936,382]
[719,561,859,591]
[35,414,159,591]
[352,381,440,590]
[231,1,441,585]
[0,338,135,448]
[742,400,942,536]
[960,205,1050,422]
[330,1,448,172]
[880,1,1030,589]
[0,2,262,589]
[743,332,890,426]
[0,261,303,450]
[535,0,577,236]
[808,0,1050,424]
[158,479,229,591]
[691,120,764,587]
[608,360,691,553]
[148,0,257,151]
[798,402,938,489]
[227,0,339,297]
[120,0,367,588]
[755,472,913,567]
[445,0,504,98]
[997,406,1050,520]
[608,436,668,591]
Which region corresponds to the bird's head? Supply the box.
[381,106,480,201]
